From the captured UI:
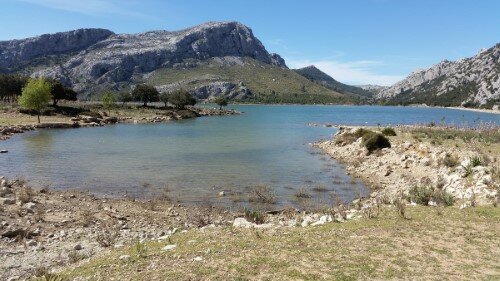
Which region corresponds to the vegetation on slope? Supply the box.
[294,65,374,99]
[147,58,363,104]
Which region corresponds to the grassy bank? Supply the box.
[59,206,499,280]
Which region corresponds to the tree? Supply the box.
[102,92,117,109]
[118,92,132,107]
[18,78,52,123]
[214,96,228,110]
[131,84,159,107]
[0,74,27,102]
[159,92,170,108]
[168,89,196,109]
[48,80,77,106]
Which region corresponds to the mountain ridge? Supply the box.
[378,44,500,107]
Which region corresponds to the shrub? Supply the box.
[294,188,312,199]
[381,127,397,136]
[244,207,265,224]
[168,89,196,109]
[134,241,147,258]
[248,185,277,204]
[439,153,459,167]
[470,155,482,167]
[18,186,35,203]
[101,92,116,109]
[362,133,391,153]
[433,189,455,206]
[96,225,118,248]
[409,186,433,205]
[410,185,456,206]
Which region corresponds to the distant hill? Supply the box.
[294,65,374,100]
[377,44,500,108]
[0,21,362,104]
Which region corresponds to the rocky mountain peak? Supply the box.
[378,43,499,107]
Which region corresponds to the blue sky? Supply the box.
[1,0,499,86]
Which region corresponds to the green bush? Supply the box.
[381,127,397,136]
[244,207,265,224]
[362,133,391,153]
[101,92,116,109]
[168,89,197,109]
[409,186,434,205]
[410,186,455,206]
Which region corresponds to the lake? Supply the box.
[1,105,498,208]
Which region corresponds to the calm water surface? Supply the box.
[1,105,498,207]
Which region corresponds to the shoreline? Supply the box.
[0,106,240,141]
[314,125,499,206]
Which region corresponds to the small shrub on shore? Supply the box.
[409,185,455,206]
[244,207,265,224]
[439,153,459,168]
[362,133,391,153]
[17,186,35,203]
[381,127,397,136]
[248,185,277,204]
[470,155,482,167]
[134,241,147,258]
[410,186,434,205]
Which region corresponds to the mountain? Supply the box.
[358,84,387,95]
[377,44,500,108]
[0,21,358,103]
[294,65,374,99]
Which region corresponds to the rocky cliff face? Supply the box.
[0,28,114,73]
[377,44,500,107]
[0,22,286,96]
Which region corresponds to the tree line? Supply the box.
[0,74,76,105]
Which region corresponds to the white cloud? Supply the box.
[286,58,405,86]
[18,0,153,18]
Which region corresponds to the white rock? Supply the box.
[119,255,130,260]
[193,256,203,262]
[162,244,177,251]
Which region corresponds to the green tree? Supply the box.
[159,92,170,108]
[102,92,117,109]
[118,92,132,107]
[18,78,52,123]
[168,89,196,109]
[214,96,228,110]
[48,80,77,106]
[131,84,159,107]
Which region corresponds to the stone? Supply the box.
[74,244,82,250]
[0,198,16,205]
[119,255,130,260]
[0,150,8,153]
[193,256,203,262]
[24,202,37,213]
[218,191,226,197]
[162,244,177,251]
[26,239,37,247]
[301,216,315,227]
[233,218,254,228]
[421,157,431,166]
[402,142,413,150]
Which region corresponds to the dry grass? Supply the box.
[62,206,500,280]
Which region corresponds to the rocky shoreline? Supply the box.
[314,126,499,207]
[0,107,241,142]
[0,175,365,280]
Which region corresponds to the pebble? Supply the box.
[119,255,130,260]
[74,244,82,250]
[193,256,203,262]
[162,244,177,251]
